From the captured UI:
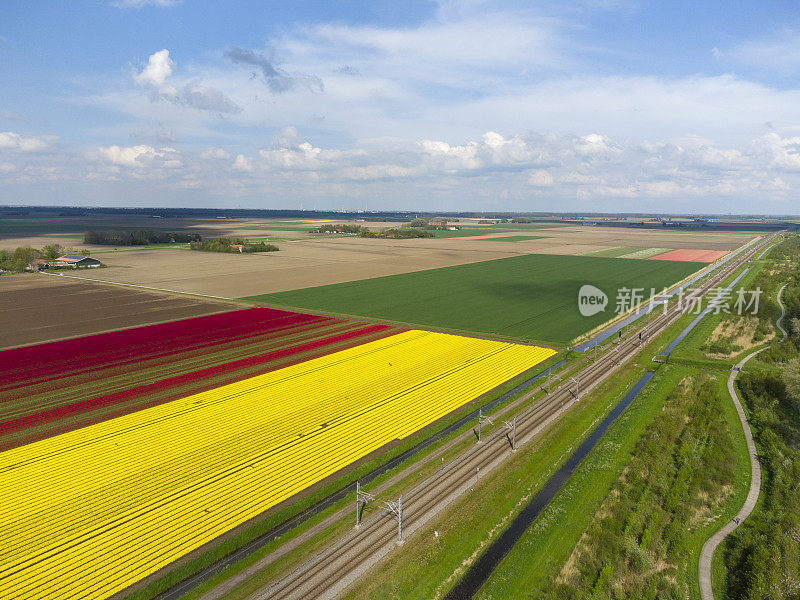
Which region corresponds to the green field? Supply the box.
[245,254,704,345]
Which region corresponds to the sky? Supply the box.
[2,0,800,214]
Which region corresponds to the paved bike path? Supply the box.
[698,282,788,599]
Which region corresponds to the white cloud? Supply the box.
[232,154,252,171]
[98,144,181,168]
[7,127,800,212]
[99,144,154,167]
[133,50,242,114]
[749,133,800,171]
[133,49,176,92]
[575,134,621,158]
[0,131,57,152]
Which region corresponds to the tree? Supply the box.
[790,317,800,345]
[11,247,42,272]
[782,357,800,411]
[42,244,64,261]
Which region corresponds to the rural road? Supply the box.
[698,281,789,600]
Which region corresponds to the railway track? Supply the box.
[251,234,777,600]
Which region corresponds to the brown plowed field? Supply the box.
[649,248,730,262]
[0,275,238,349]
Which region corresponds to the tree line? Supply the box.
[188,237,279,253]
[310,223,435,238]
[83,230,201,245]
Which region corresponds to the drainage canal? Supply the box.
[444,371,655,600]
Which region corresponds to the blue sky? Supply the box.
[2,0,800,213]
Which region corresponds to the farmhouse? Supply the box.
[52,255,102,268]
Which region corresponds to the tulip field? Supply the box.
[0,311,554,600]
[0,308,399,450]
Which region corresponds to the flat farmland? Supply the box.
[0,330,554,600]
[0,276,237,349]
[4,226,756,301]
[49,241,526,297]
[438,225,755,255]
[248,253,706,345]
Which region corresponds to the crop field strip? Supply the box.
[1,312,400,450]
[617,247,669,259]
[0,330,554,600]
[478,235,546,242]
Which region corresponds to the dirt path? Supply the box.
[697,283,788,599]
[41,271,236,300]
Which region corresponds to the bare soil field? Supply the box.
[0,275,239,349]
[649,248,730,262]
[36,226,758,299]
[51,240,525,297]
